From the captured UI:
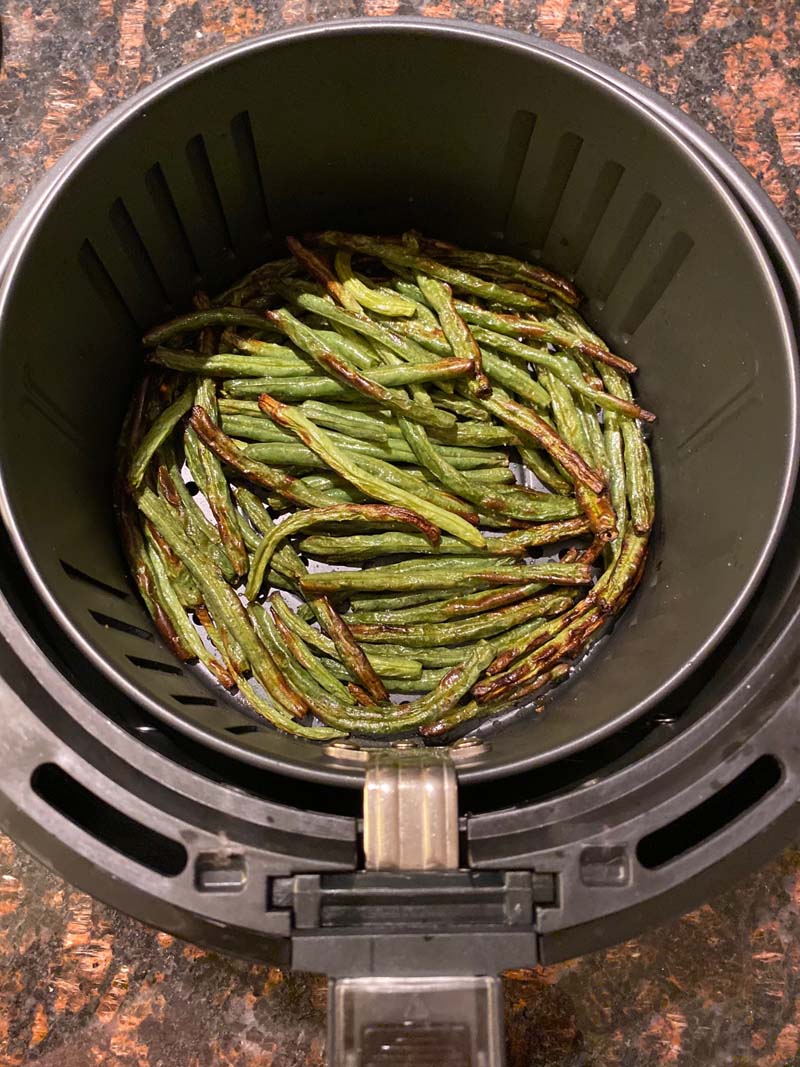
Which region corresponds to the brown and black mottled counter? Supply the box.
[2,2,800,1064]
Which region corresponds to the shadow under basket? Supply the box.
[0,21,796,789]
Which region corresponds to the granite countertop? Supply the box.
[1,2,800,1065]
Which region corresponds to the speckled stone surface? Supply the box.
[2,2,800,1065]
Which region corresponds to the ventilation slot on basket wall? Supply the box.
[109,198,171,315]
[230,110,271,238]
[636,755,782,869]
[594,193,661,303]
[32,763,187,876]
[619,230,694,337]
[497,111,537,237]
[172,694,218,707]
[127,654,184,676]
[89,610,152,641]
[185,133,234,258]
[532,132,584,254]
[144,162,202,291]
[78,239,140,335]
[562,160,626,277]
[61,559,129,600]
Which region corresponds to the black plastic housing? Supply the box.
[0,21,799,975]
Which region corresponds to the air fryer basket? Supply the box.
[2,26,800,1057]
[0,22,796,789]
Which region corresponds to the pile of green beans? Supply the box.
[116,230,655,741]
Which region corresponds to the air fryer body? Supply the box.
[0,21,799,987]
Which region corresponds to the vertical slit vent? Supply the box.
[230,110,271,238]
[595,193,661,303]
[497,111,537,237]
[109,197,171,310]
[567,160,626,276]
[144,162,201,282]
[185,133,234,255]
[620,231,694,336]
[78,239,140,334]
[531,132,584,254]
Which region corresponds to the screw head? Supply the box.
[449,736,491,761]
[323,740,369,762]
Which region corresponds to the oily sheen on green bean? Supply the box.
[116,229,656,740]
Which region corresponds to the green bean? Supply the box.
[152,348,314,378]
[431,422,518,447]
[222,356,472,399]
[479,348,550,408]
[299,401,390,442]
[359,642,474,668]
[347,581,549,626]
[135,487,309,718]
[189,406,348,509]
[308,641,493,734]
[233,418,507,470]
[434,396,491,421]
[214,257,298,305]
[316,329,384,370]
[334,251,417,317]
[143,308,273,346]
[287,236,363,313]
[349,589,457,613]
[399,412,572,523]
[270,595,422,680]
[442,466,516,485]
[350,590,574,648]
[354,454,479,518]
[258,396,486,547]
[454,305,637,376]
[313,233,548,312]
[269,307,457,431]
[368,315,451,357]
[295,293,440,368]
[415,274,489,394]
[160,461,237,585]
[365,641,496,733]
[299,531,525,562]
[250,602,340,708]
[603,412,628,550]
[269,596,356,704]
[412,234,580,306]
[298,477,363,503]
[421,663,571,737]
[144,537,233,687]
[381,669,448,694]
[246,502,439,600]
[120,495,210,661]
[301,559,591,595]
[514,442,572,494]
[192,380,249,577]
[475,529,649,702]
[234,486,390,700]
[128,383,194,488]
[230,333,314,360]
[473,328,655,423]
[119,233,657,736]
[233,673,347,741]
[194,603,248,677]
[479,393,605,493]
